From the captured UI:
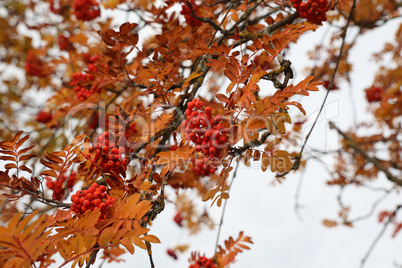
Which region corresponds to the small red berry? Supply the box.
[187,102,195,110]
[83,200,91,207]
[195,101,203,109]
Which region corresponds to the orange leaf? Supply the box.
[141,235,161,244]
[98,227,118,246]
[216,93,230,103]
[261,153,270,172]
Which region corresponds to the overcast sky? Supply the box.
[2,3,401,268]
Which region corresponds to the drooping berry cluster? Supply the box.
[291,0,329,25]
[85,131,130,175]
[323,80,339,91]
[83,54,100,72]
[71,73,100,101]
[70,182,115,220]
[174,212,184,227]
[167,249,178,260]
[180,0,203,27]
[36,111,53,124]
[58,34,75,51]
[365,86,382,103]
[25,51,47,77]
[191,157,217,177]
[73,0,100,21]
[71,54,102,101]
[49,0,70,16]
[182,99,229,159]
[46,171,77,201]
[189,256,216,268]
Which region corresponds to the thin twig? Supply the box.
[214,157,241,253]
[329,121,402,186]
[295,0,357,171]
[360,205,402,268]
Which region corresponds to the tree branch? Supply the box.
[329,122,402,187]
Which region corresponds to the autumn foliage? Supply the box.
[0,0,401,267]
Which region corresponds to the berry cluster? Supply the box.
[291,0,329,25]
[25,51,46,77]
[365,86,382,103]
[73,0,100,21]
[49,0,70,16]
[83,54,100,72]
[191,157,217,177]
[189,256,216,268]
[167,249,178,260]
[182,99,229,159]
[36,111,53,124]
[46,172,77,201]
[85,131,130,174]
[71,54,102,100]
[323,80,339,91]
[174,212,184,227]
[71,73,100,101]
[70,182,115,219]
[180,0,202,27]
[58,34,75,51]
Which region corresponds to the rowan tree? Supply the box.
[0,0,401,267]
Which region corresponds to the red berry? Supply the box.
[189,133,196,141]
[93,191,101,199]
[92,199,102,207]
[187,102,195,110]
[209,147,217,155]
[99,185,107,193]
[86,193,94,201]
[83,200,91,207]
[195,101,203,109]
[88,186,96,193]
